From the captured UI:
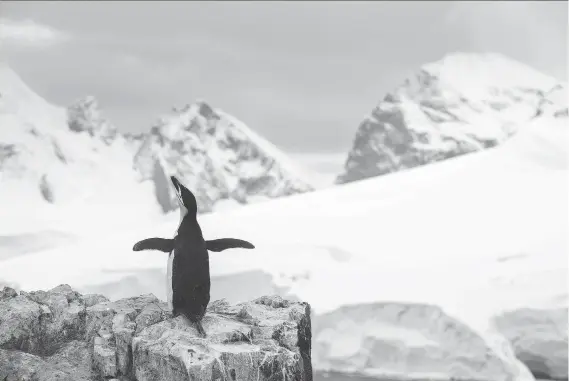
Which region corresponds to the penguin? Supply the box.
[132,175,255,337]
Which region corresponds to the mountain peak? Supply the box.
[337,52,564,184]
[134,101,313,213]
[0,63,67,133]
[419,52,558,95]
[193,99,217,118]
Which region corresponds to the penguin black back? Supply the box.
[170,176,210,335]
[132,176,256,338]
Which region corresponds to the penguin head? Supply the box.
[170,176,197,217]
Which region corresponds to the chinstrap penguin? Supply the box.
[132,176,255,337]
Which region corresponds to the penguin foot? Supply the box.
[181,315,207,338]
[195,321,207,338]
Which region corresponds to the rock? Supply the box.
[0,341,92,381]
[0,287,17,301]
[312,302,534,381]
[493,307,568,381]
[67,95,118,144]
[0,285,312,381]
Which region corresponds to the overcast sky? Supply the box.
[1,1,567,173]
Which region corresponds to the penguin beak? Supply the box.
[170,176,181,190]
[170,176,184,207]
[170,176,197,214]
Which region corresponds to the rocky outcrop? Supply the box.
[0,285,312,381]
[493,308,568,381]
[67,96,118,145]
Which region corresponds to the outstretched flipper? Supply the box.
[132,238,174,253]
[205,238,255,252]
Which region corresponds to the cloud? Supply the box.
[0,18,69,47]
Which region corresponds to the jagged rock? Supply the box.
[0,340,92,381]
[67,96,118,144]
[494,308,568,381]
[0,285,312,381]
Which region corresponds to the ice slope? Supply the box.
[0,108,565,378]
[337,52,565,184]
[0,64,165,235]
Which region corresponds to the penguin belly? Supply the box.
[166,250,174,311]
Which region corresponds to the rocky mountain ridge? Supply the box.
[0,64,314,216]
[337,52,567,184]
[133,101,313,213]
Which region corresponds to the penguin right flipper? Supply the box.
[132,238,174,253]
[205,238,255,252]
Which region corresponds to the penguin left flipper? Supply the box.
[205,238,255,252]
[132,238,174,253]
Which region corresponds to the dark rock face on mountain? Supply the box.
[67,96,118,145]
[0,285,312,381]
[337,53,566,184]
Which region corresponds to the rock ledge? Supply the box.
[0,285,312,381]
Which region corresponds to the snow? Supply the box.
[0,55,567,379]
[422,53,558,99]
[217,110,314,183]
[0,65,166,235]
[1,108,566,378]
[0,62,68,131]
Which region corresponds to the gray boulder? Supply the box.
[493,307,568,381]
[0,285,312,381]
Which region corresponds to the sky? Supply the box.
[1,1,567,178]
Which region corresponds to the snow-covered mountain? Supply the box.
[337,52,567,184]
[0,64,313,229]
[0,63,149,230]
[133,101,313,214]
